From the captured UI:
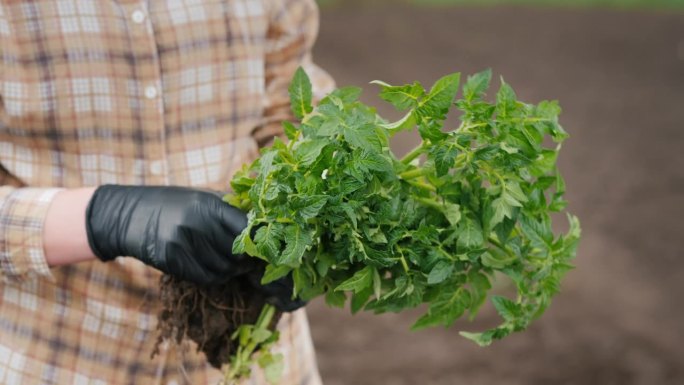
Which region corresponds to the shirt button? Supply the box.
[131,10,146,24]
[144,85,158,99]
[150,160,165,176]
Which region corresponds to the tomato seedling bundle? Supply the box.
[224,68,580,383]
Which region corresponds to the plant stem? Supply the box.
[400,143,426,164]
[415,197,442,210]
[488,236,515,259]
[458,122,487,132]
[286,130,300,151]
[399,167,430,180]
[436,245,455,261]
[400,256,409,272]
[405,180,436,192]
[224,304,277,384]
[393,246,410,273]
[256,303,276,326]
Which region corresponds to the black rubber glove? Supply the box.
[245,264,307,312]
[85,185,251,285]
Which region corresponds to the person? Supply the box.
[0,0,333,383]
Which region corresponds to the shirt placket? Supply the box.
[123,1,169,185]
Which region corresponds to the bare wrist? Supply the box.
[44,187,98,266]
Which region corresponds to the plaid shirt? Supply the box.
[0,0,333,384]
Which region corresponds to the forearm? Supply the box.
[43,187,97,266]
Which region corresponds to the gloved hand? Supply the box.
[85,185,252,285]
[245,264,307,312]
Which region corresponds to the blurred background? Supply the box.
[304,1,684,384]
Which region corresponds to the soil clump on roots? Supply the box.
[153,274,281,369]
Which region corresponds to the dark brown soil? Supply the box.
[154,275,280,369]
[308,4,684,385]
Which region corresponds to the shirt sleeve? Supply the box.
[252,0,336,147]
[0,185,62,282]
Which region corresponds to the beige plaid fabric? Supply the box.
[0,0,333,384]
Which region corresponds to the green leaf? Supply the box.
[315,252,335,277]
[293,195,327,220]
[457,217,484,249]
[233,228,260,259]
[530,149,558,176]
[536,100,561,119]
[443,203,462,226]
[256,149,278,176]
[481,251,516,269]
[556,170,566,194]
[467,271,491,318]
[506,182,528,204]
[420,72,461,113]
[412,289,469,330]
[363,226,388,244]
[494,211,518,243]
[473,145,499,161]
[373,267,382,299]
[500,142,519,154]
[329,86,362,104]
[462,69,492,102]
[411,311,444,330]
[288,67,313,120]
[554,214,581,261]
[371,80,424,110]
[379,111,416,133]
[351,287,372,314]
[292,268,309,297]
[551,123,569,142]
[340,202,358,229]
[335,265,374,293]
[262,265,292,284]
[283,121,298,140]
[344,124,382,151]
[490,196,512,228]
[277,225,311,266]
[354,150,392,173]
[252,328,273,344]
[536,100,568,142]
[495,79,517,119]
[502,191,523,208]
[520,214,553,249]
[549,194,568,211]
[258,352,284,385]
[567,214,581,240]
[340,177,365,194]
[491,296,521,322]
[317,117,342,138]
[254,223,284,261]
[429,143,458,176]
[417,119,448,142]
[295,140,327,167]
[459,330,495,347]
[325,290,346,308]
[427,260,454,285]
[230,164,254,190]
